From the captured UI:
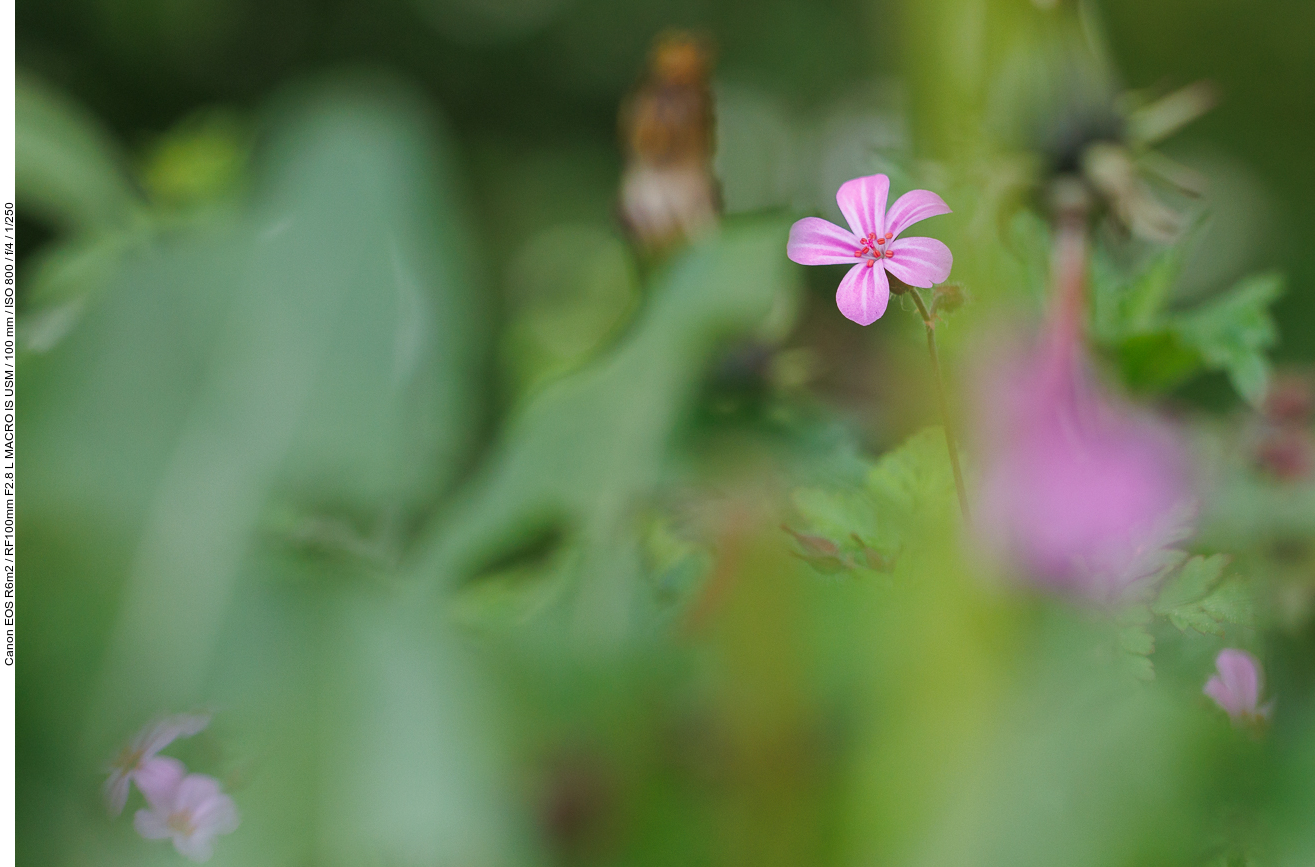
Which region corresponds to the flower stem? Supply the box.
[908,288,971,524]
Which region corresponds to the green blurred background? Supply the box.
[15,0,1315,865]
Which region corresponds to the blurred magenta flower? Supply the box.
[975,338,1192,602]
[104,712,210,816]
[787,174,953,325]
[1205,648,1273,724]
[134,766,239,862]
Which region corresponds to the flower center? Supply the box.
[167,809,197,837]
[852,231,896,267]
[114,746,144,771]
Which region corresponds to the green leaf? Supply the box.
[16,72,143,234]
[1118,624,1156,658]
[1152,554,1254,635]
[1171,272,1283,405]
[1120,249,1181,332]
[866,426,959,520]
[791,486,882,549]
[1090,245,1182,344]
[417,217,801,640]
[24,78,491,862]
[1111,330,1203,394]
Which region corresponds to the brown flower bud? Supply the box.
[618,32,719,252]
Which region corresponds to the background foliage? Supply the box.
[16,0,1315,865]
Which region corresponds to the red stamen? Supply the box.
[876,237,885,244]
[865,259,875,268]
[885,232,893,240]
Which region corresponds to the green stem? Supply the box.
[908,288,971,524]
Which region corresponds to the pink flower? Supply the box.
[786,174,953,325]
[134,763,239,862]
[104,713,210,816]
[1204,649,1273,724]
[975,339,1192,602]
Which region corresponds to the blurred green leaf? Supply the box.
[21,76,490,864]
[1111,329,1202,393]
[1091,240,1282,404]
[866,426,958,522]
[419,217,800,642]
[1152,554,1254,635]
[140,109,250,208]
[17,72,143,234]
[1171,272,1284,406]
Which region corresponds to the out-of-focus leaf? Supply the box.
[866,426,958,522]
[1152,554,1254,635]
[501,224,640,398]
[1090,241,1282,404]
[140,109,250,208]
[790,486,880,547]
[316,588,520,867]
[416,217,800,644]
[1111,330,1202,393]
[1112,603,1156,680]
[20,77,489,864]
[1171,272,1283,406]
[16,72,143,234]
[786,485,896,577]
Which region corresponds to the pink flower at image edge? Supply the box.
[134,763,240,863]
[786,173,953,325]
[1205,648,1272,724]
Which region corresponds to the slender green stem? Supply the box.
[908,288,971,524]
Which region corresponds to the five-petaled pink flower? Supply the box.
[104,712,210,816]
[787,174,953,325]
[133,759,240,862]
[1204,648,1273,725]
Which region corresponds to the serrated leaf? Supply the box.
[1153,554,1254,635]
[1166,579,1255,636]
[1171,272,1283,405]
[1118,624,1156,657]
[866,427,958,518]
[791,486,880,547]
[1120,649,1157,682]
[1090,245,1182,343]
[1154,553,1229,611]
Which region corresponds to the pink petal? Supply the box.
[787,217,861,265]
[884,189,951,240]
[174,833,216,863]
[1203,675,1240,717]
[192,793,240,837]
[174,774,226,814]
[884,237,953,288]
[134,807,172,840]
[1216,649,1261,712]
[836,174,890,238]
[134,756,187,810]
[104,770,131,817]
[139,712,210,759]
[835,263,890,326]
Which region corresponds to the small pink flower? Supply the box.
[1204,649,1273,724]
[787,174,953,325]
[134,766,239,862]
[104,712,210,816]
